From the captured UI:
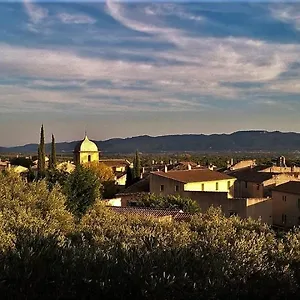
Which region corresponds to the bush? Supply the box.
[0,173,299,298]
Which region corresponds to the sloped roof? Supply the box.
[118,176,150,194]
[12,165,29,174]
[151,169,234,183]
[228,169,274,183]
[100,159,130,168]
[110,206,193,221]
[273,181,300,195]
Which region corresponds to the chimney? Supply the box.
[164,165,168,173]
[142,167,145,173]
[7,162,11,170]
[187,164,191,171]
[230,158,234,166]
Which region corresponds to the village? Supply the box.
[1,130,300,230]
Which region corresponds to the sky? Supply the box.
[1,1,300,146]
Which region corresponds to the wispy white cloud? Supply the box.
[23,1,97,33]
[270,4,300,30]
[57,13,96,24]
[5,2,300,115]
[23,0,48,24]
[144,3,204,22]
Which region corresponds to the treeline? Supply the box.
[0,173,300,299]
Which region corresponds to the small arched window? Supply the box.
[88,155,91,162]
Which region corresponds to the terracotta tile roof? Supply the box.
[272,181,300,195]
[151,169,234,183]
[228,170,274,183]
[110,206,193,221]
[100,159,130,168]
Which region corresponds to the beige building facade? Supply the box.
[231,170,300,198]
[272,182,300,228]
[150,169,236,198]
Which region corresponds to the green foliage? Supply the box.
[0,173,74,246]
[37,125,46,178]
[125,165,133,188]
[46,168,69,190]
[9,156,33,168]
[133,150,141,180]
[64,165,101,217]
[49,134,57,169]
[134,193,200,213]
[2,174,300,298]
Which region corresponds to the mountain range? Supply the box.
[1,131,300,154]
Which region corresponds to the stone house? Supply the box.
[272,181,300,228]
[150,168,236,198]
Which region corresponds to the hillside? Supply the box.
[1,130,300,154]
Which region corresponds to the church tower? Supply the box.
[73,135,100,165]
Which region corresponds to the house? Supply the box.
[272,181,300,228]
[114,171,127,186]
[57,161,76,173]
[229,169,300,198]
[116,176,150,206]
[100,159,131,172]
[181,190,272,225]
[0,160,10,172]
[150,168,236,198]
[228,159,256,171]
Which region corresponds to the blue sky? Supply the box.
[1,1,300,146]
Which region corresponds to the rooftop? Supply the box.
[100,159,130,168]
[151,169,234,183]
[273,181,300,195]
[118,176,150,195]
[110,206,193,221]
[228,169,275,183]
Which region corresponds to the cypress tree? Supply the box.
[133,150,141,180]
[38,124,45,178]
[125,165,133,188]
[50,134,57,169]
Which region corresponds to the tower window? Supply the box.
[88,155,91,162]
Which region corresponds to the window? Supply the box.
[216,182,219,191]
[175,185,179,192]
[257,184,260,191]
[282,214,287,224]
[245,181,248,188]
[160,185,164,192]
[201,183,205,191]
[282,195,287,202]
[227,181,231,189]
[88,155,91,162]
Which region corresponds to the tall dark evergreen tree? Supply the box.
[133,150,141,180]
[50,134,57,169]
[37,124,45,178]
[125,165,133,188]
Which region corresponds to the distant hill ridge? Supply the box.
[1,130,300,154]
